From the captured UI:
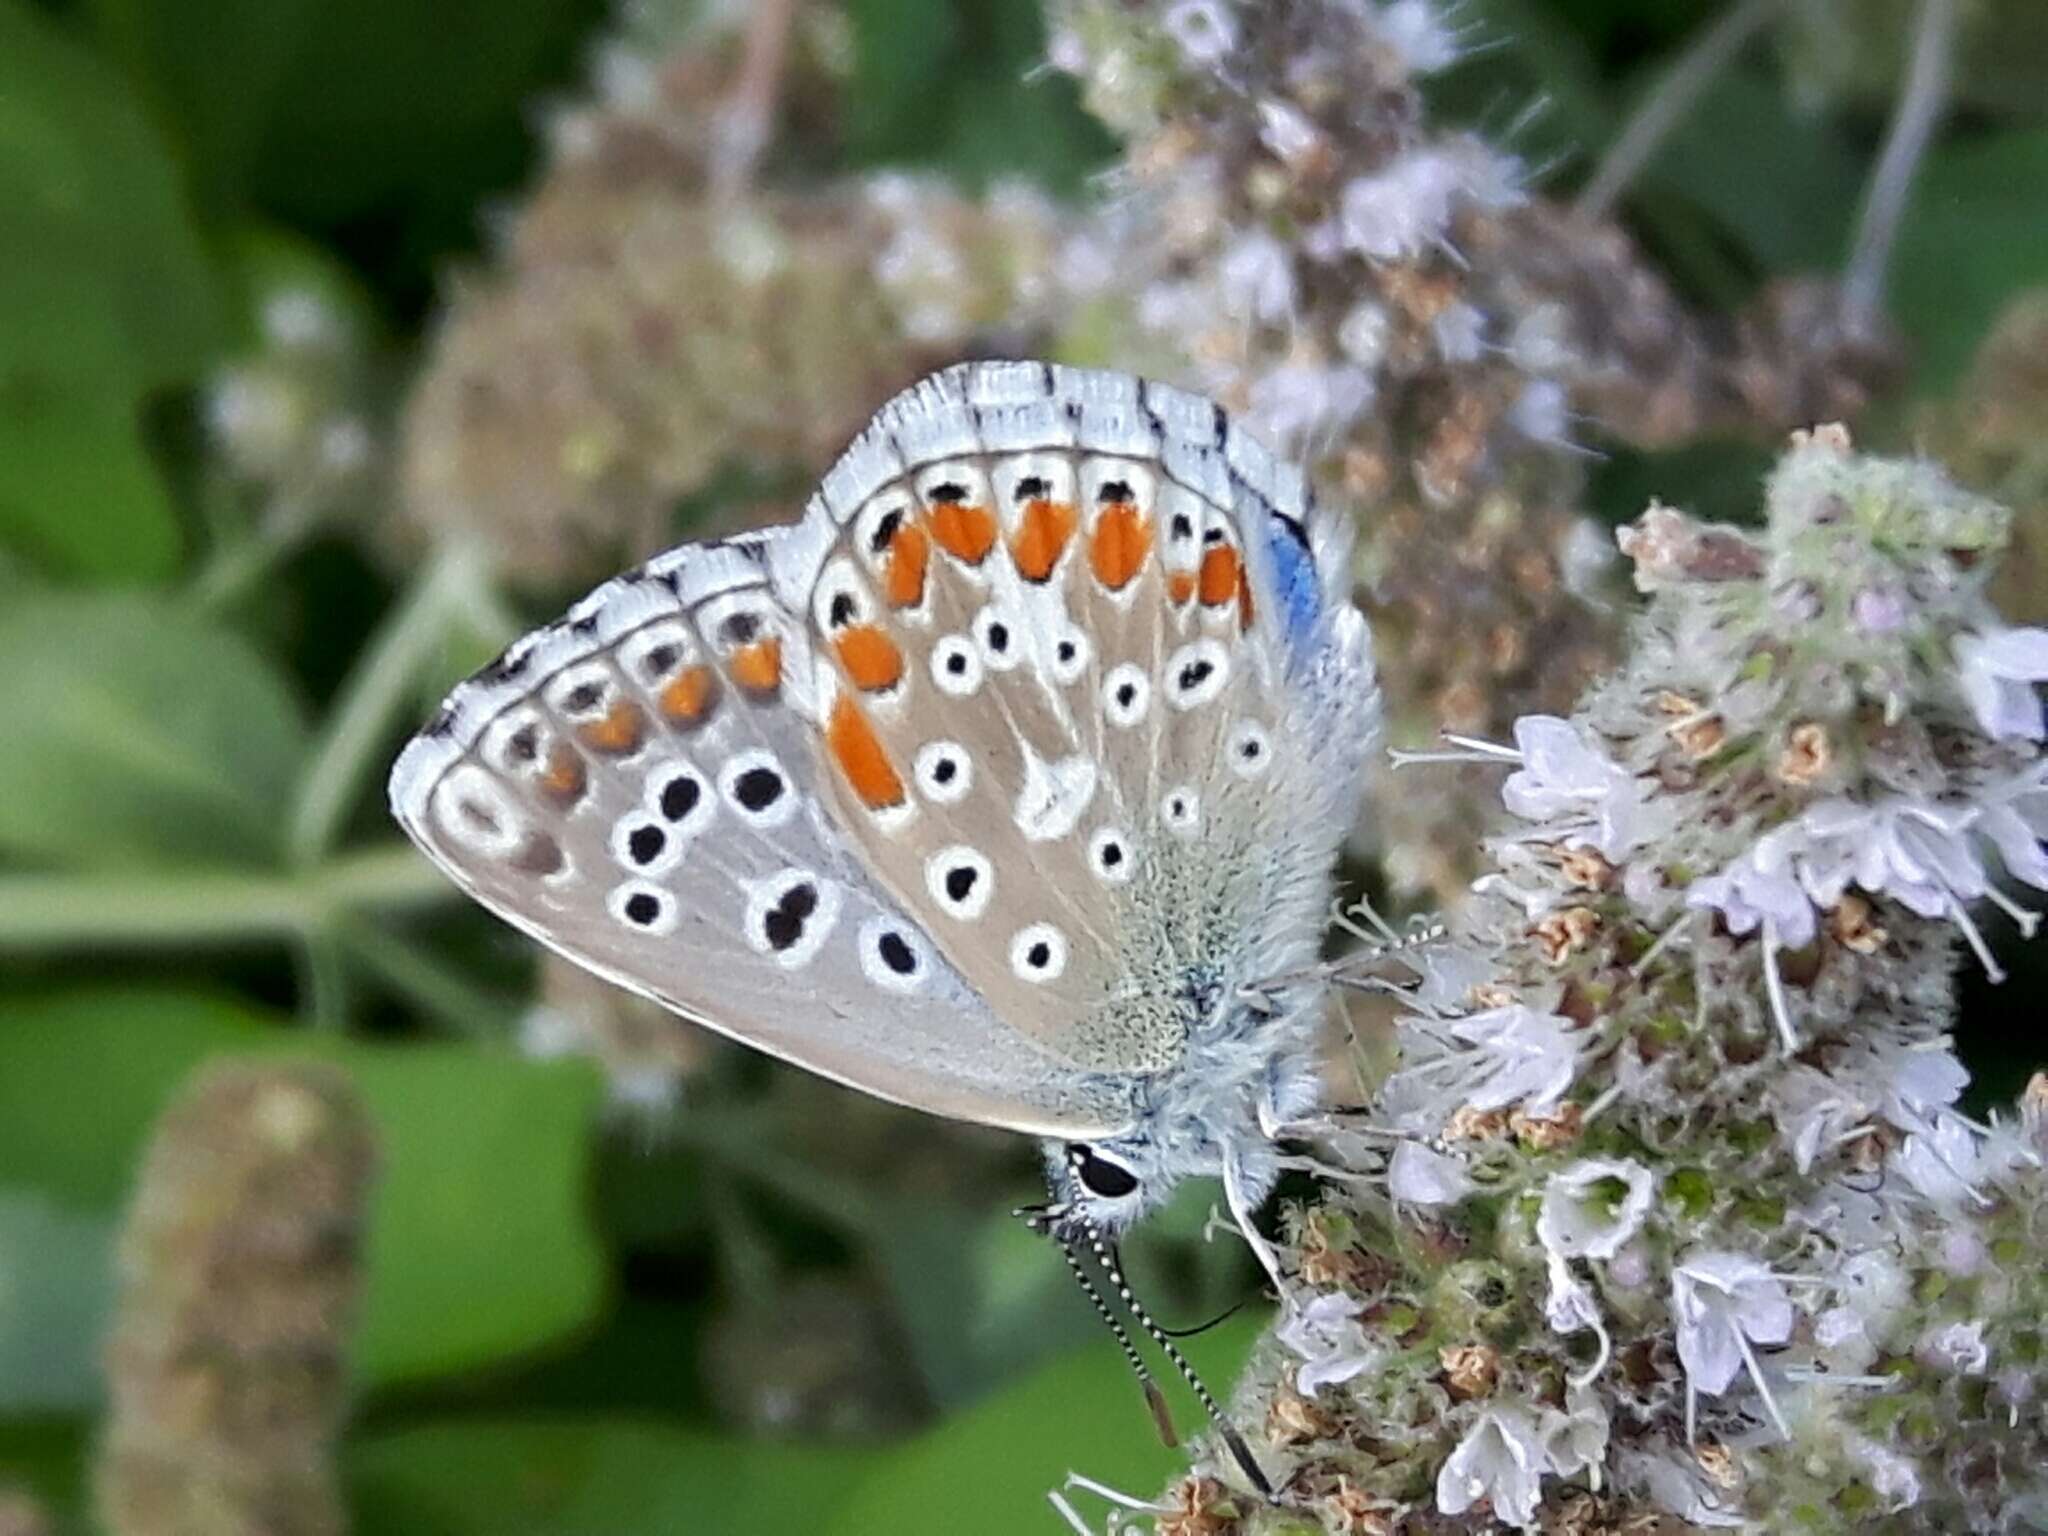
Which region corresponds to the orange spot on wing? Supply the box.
[827,695,906,809]
[834,624,904,691]
[730,638,782,694]
[1167,570,1198,605]
[1198,545,1242,606]
[927,502,997,564]
[883,523,929,607]
[1011,499,1077,582]
[1237,566,1256,630]
[1090,502,1150,591]
[578,698,646,754]
[539,743,587,804]
[659,664,718,724]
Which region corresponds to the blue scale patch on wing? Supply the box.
[1262,517,1323,650]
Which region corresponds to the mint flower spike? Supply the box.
[1954,625,2048,742]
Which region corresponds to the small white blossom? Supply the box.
[1507,378,1569,445]
[1539,1389,1611,1480]
[1684,835,1817,950]
[1162,0,1237,64]
[1216,231,1295,323]
[1436,1404,1548,1529]
[1383,1004,1580,1125]
[1847,1434,1923,1513]
[1542,1255,1612,1385]
[1256,98,1323,166]
[1671,1250,1797,1438]
[1626,1449,1747,1528]
[1794,796,1989,921]
[1894,1109,1991,1207]
[1375,0,1461,72]
[1853,584,1908,632]
[1245,361,1373,445]
[1432,300,1486,362]
[1336,300,1391,367]
[1339,146,1467,260]
[1954,626,2048,741]
[1277,1291,1379,1395]
[1387,1140,1473,1205]
[1499,715,1642,858]
[1972,762,2048,891]
[1919,1319,1990,1374]
[1538,1158,1654,1260]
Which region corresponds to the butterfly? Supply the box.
[390,361,1379,1484]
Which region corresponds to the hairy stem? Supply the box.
[1574,0,1786,223]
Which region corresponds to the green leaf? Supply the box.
[0,382,181,582]
[823,1312,1267,1536]
[1890,129,2048,393]
[0,1192,118,1415]
[0,1,224,582]
[0,593,308,868]
[1642,69,1865,277]
[0,2,223,390]
[75,0,325,213]
[349,1420,870,1535]
[843,0,1113,192]
[0,989,607,1400]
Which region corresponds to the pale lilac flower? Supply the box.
[1671,1251,1797,1438]
[1685,837,1818,950]
[1539,1390,1611,1481]
[1446,1004,1579,1113]
[1387,1140,1472,1205]
[1161,0,1237,64]
[1432,301,1485,363]
[1499,715,1641,858]
[1375,0,1461,73]
[1276,1291,1379,1395]
[1627,1449,1747,1528]
[1919,1319,1990,1374]
[1793,796,1989,921]
[1847,1434,1923,1513]
[1954,626,2048,741]
[1436,1404,1548,1529]
[1852,584,1908,632]
[1339,147,1466,260]
[1506,379,1569,445]
[1256,99,1322,166]
[1245,362,1373,446]
[1538,1158,1654,1261]
[1542,1255,1612,1385]
[1894,1109,1991,1207]
[1972,763,2048,892]
[1216,231,1295,324]
[1335,299,1390,366]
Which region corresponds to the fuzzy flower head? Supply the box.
[1387,1140,1473,1206]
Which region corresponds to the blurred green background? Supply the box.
[4,0,2048,1531]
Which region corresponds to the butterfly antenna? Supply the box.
[1084,1222,1273,1498]
[1052,1233,1181,1449]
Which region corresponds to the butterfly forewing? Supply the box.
[391,362,1376,1137]
[389,529,1133,1139]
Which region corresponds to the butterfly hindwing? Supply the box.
[797,363,1376,1077]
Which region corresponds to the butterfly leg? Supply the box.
[1221,1153,1292,1309]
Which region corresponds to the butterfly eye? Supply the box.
[1068,1145,1140,1200]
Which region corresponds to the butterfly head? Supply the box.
[1022,1138,1168,1241]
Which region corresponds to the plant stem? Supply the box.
[1842,0,1956,331]
[1574,0,1787,223]
[0,844,451,953]
[286,541,488,865]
